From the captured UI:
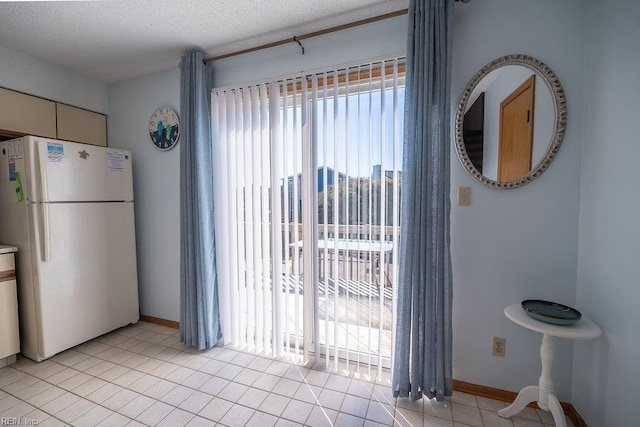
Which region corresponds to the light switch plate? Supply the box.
[457,186,471,206]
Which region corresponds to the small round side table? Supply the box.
[498,304,601,427]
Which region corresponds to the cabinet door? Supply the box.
[0,254,19,359]
[0,88,57,138]
[56,103,107,146]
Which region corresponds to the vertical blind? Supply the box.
[212,58,405,377]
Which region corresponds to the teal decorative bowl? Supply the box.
[521,300,582,326]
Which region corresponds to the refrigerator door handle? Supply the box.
[41,203,51,262]
[37,141,50,202]
[32,140,51,261]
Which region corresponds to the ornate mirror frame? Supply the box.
[454,54,567,189]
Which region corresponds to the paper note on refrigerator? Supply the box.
[8,140,23,160]
[106,149,126,173]
[47,142,64,165]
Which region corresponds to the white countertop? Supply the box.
[0,245,18,254]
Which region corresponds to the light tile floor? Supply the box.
[0,321,576,427]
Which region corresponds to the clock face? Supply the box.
[149,106,180,150]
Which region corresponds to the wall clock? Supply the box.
[149,106,180,150]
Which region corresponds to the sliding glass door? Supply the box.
[313,61,404,378]
[212,58,404,378]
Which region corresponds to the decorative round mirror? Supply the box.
[454,54,567,189]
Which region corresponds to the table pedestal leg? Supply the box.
[498,385,538,418]
[499,334,566,427]
[547,393,566,427]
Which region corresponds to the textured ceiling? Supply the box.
[0,0,409,83]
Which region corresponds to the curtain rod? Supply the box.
[204,0,470,63]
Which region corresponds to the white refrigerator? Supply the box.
[0,136,139,362]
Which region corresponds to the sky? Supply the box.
[280,86,405,180]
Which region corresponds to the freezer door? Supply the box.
[29,201,139,360]
[0,149,41,360]
[22,136,134,202]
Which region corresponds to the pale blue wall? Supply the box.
[0,44,108,113]
[450,0,585,401]
[108,68,181,322]
[572,0,640,425]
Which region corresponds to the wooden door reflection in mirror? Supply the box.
[498,75,535,181]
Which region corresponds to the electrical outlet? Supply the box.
[492,336,506,357]
[457,186,471,206]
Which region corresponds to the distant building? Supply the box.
[283,166,400,223]
[372,164,400,183]
[285,167,346,222]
